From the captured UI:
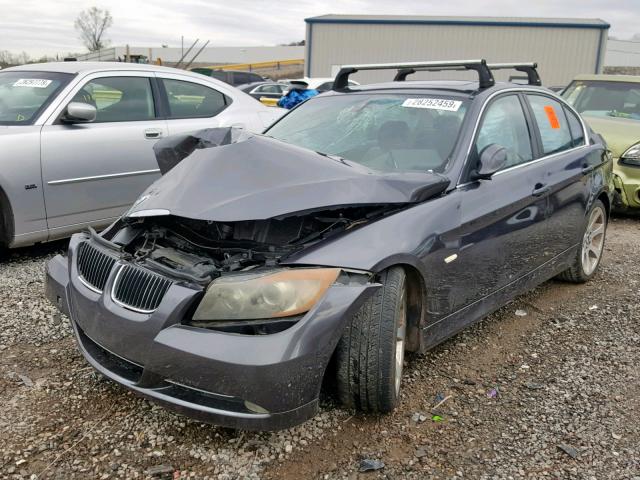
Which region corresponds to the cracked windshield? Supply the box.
[267,94,469,172]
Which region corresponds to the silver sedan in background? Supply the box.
[0,62,284,248]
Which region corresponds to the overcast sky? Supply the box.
[1,0,638,58]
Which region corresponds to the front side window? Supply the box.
[70,76,155,123]
[527,95,573,155]
[563,80,640,122]
[475,95,533,169]
[0,71,73,125]
[266,93,469,173]
[161,79,228,119]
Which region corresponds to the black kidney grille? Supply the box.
[77,242,117,292]
[112,265,172,313]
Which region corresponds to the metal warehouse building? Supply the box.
[305,15,609,86]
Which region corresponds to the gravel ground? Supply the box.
[0,217,638,480]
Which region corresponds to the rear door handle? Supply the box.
[582,165,596,175]
[532,183,550,197]
[144,128,163,139]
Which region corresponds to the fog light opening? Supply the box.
[244,400,269,414]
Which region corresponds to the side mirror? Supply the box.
[472,144,508,180]
[61,102,97,124]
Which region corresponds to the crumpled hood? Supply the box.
[128,130,450,222]
[582,114,640,158]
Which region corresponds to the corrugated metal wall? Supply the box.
[308,23,605,86]
[606,39,640,67]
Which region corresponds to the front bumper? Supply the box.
[46,234,376,430]
[613,161,640,210]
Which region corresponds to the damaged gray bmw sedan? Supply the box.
[46,61,613,430]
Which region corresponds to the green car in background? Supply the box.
[563,74,640,211]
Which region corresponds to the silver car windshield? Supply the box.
[0,71,73,125]
[266,93,469,173]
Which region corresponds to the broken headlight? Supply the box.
[192,268,340,321]
[620,142,640,167]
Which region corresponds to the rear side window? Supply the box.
[257,84,283,94]
[208,71,227,82]
[316,82,333,92]
[563,106,586,147]
[233,72,251,85]
[526,95,573,155]
[70,76,155,123]
[161,79,228,119]
[476,95,533,169]
[247,73,264,83]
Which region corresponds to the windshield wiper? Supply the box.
[315,151,352,166]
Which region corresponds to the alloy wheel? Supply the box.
[581,206,606,276]
[394,286,407,396]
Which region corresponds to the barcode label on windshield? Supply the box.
[13,79,52,88]
[402,98,462,111]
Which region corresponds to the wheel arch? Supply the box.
[367,256,429,353]
[597,190,611,218]
[387,263,426,353]
[0,184,15,247]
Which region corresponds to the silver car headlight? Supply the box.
[620,142,640,167]
[192,268,340,321]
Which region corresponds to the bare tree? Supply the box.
[0,50,32,68]
[74,7,113,52]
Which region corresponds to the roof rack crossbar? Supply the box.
[486,62,541,86]
[333,59,495,90]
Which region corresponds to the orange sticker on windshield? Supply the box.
[544,105,560,129]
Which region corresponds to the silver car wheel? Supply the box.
[581,205,606,276]
[394,286,407,396]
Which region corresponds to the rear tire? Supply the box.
[557,199,607,283]
[335,267,407,413]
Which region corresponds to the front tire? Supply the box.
[557,199,607,283]
[335,267,407,413]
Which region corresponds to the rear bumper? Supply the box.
[45,234,376,430]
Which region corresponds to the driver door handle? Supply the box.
[532,183,550,197]
[144,128,164,139]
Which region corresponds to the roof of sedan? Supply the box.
[3,61,188,75]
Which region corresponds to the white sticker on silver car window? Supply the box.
[402,98,462,111]
[13,79,52,88]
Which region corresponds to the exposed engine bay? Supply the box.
[101,205,401,285]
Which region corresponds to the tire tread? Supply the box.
[336,267,405,412]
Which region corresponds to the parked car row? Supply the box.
[189,68,267,87]
[39,59,623,431]
[234,77,362,106]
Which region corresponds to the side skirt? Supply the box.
[420,245,577,352]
